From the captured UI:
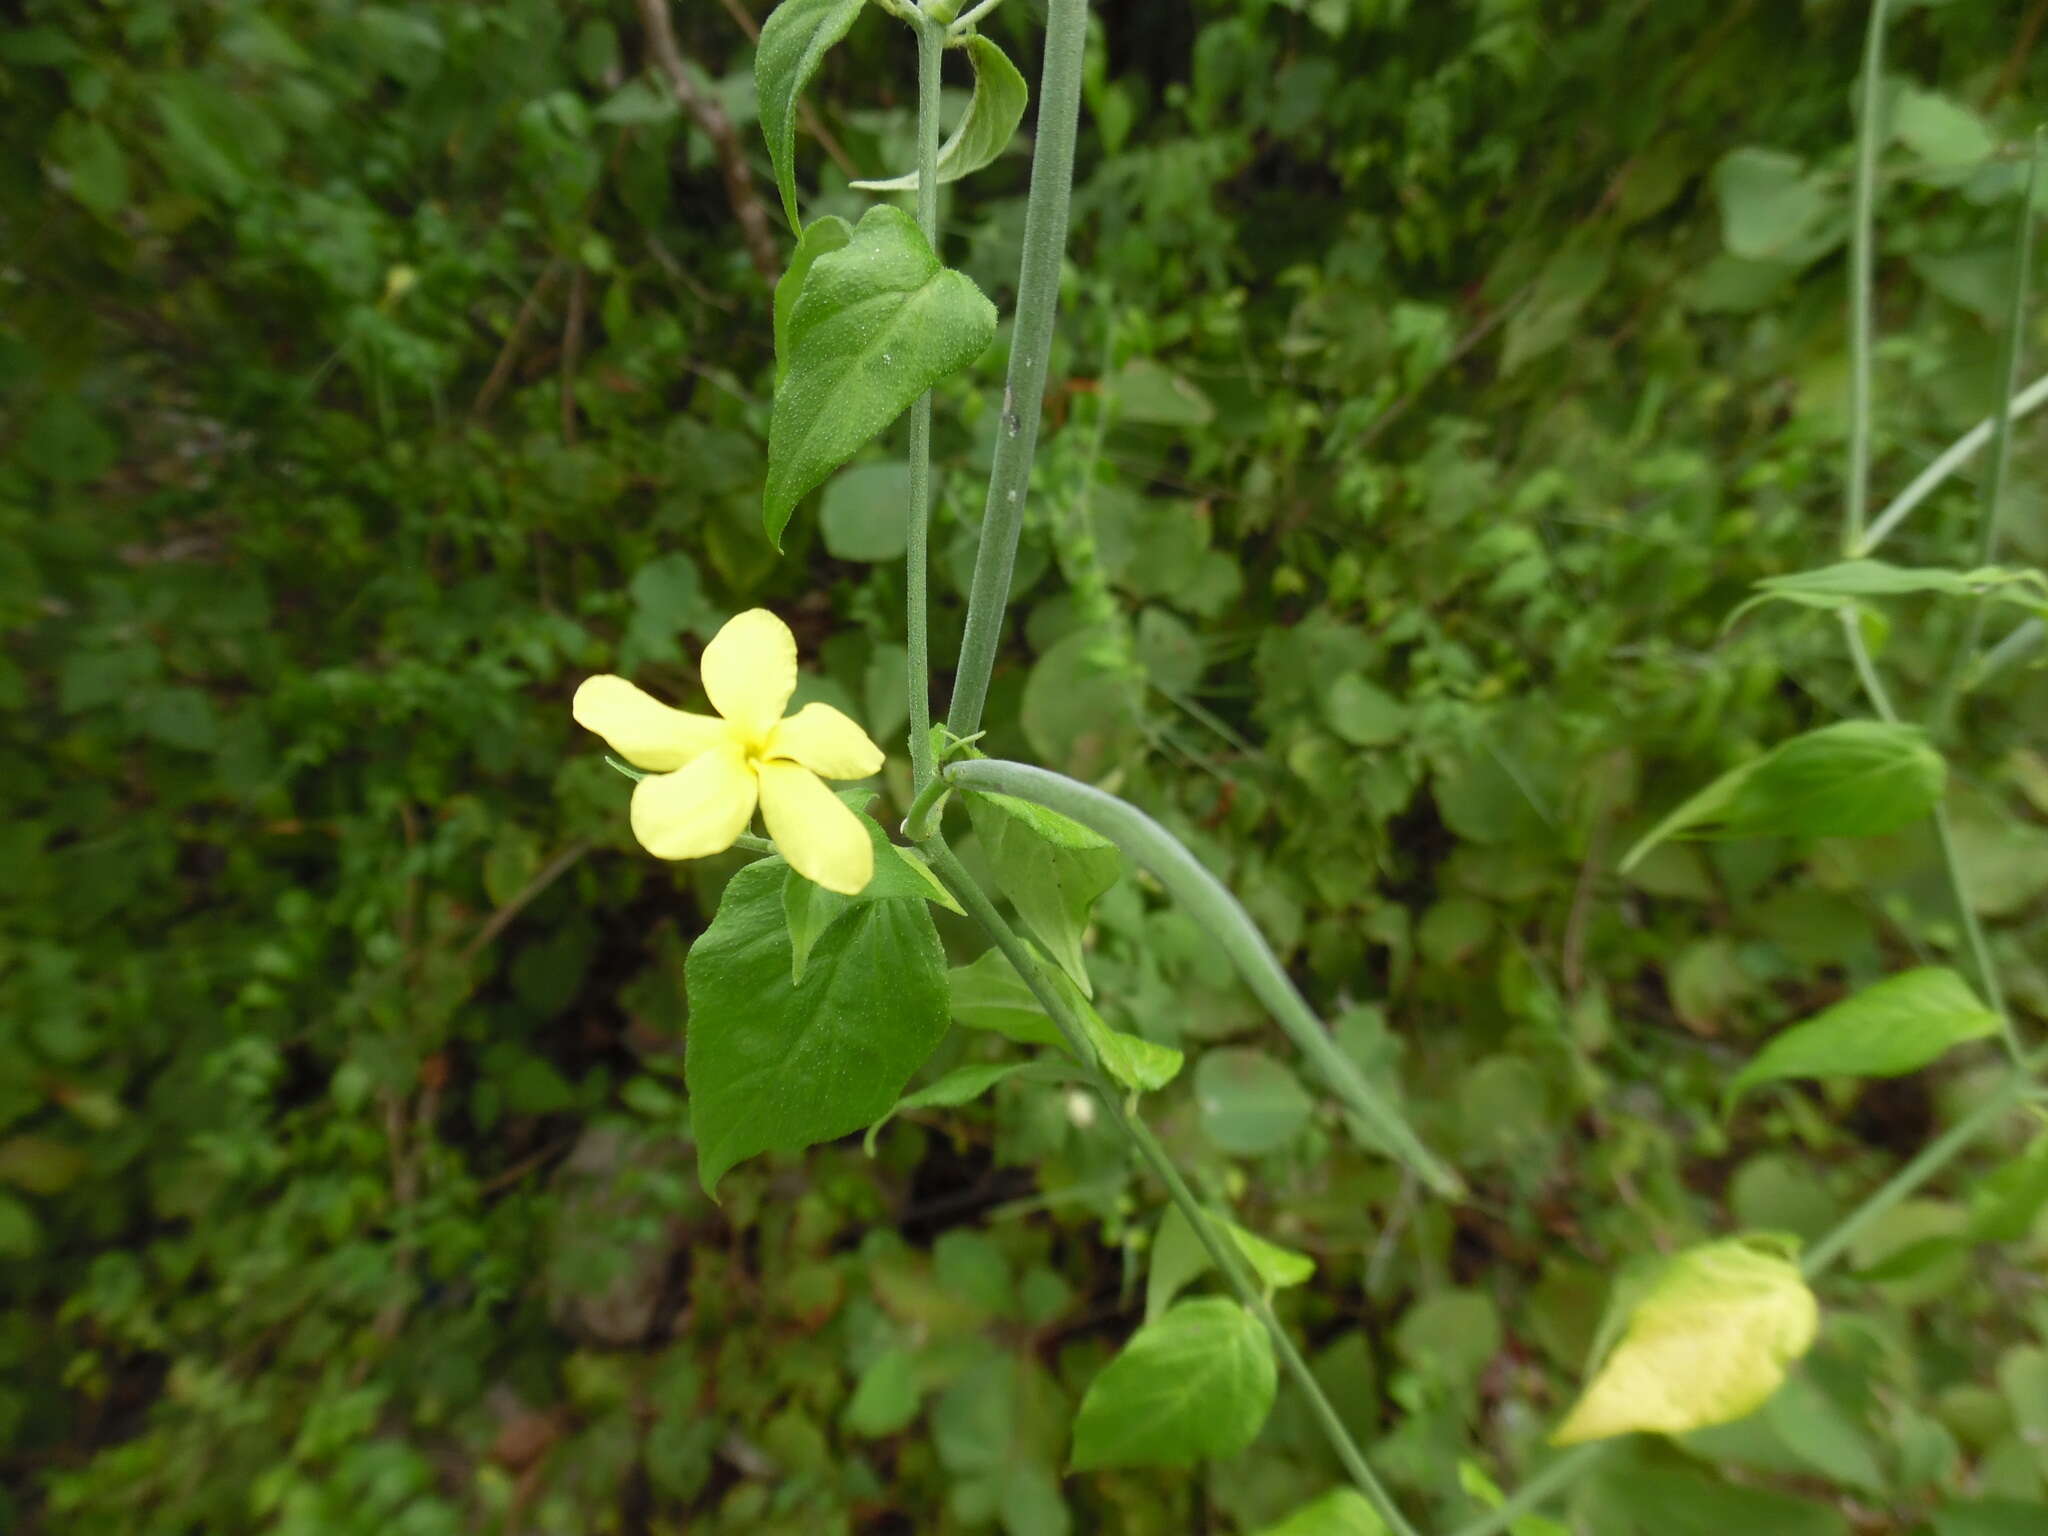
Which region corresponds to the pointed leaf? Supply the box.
[1147,1204,1314,1321]
[1729,559,2048,628]
[965,789,1122,995]
[755,0,867,231]
[1622,722,1945,871]
[1248,1489,1387,1536]
[686,858,948,1193]
[854,35,1029,192]
[946,948,1183,1093]
[1070,1298,1277,1469]
[1551,1237,1819,1445]
[1728,967,2001,1107]
[765,204,996,548]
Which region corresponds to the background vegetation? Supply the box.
[4,0,2047,1530]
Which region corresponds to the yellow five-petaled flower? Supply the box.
[573,609,885,895]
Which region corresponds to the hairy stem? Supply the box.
[905,13,945,790]
[941,758,1464,1198]
[946,0,1089,738]
[924,841,1421,1536]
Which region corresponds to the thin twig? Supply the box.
[1984,0,2048,110]
[459,839,597,968]
[472,259,564,419]
[560,265,586,445]
[638,0,781,284]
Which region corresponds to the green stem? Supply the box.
[902,771,952,842]
[1843,0,1889,554]
[924,841,1421,1536]
[905,13,945,791]
[943,758,1464,1199]
[1801,1060,2041,1275]
[947,0,1007,34]
[1841,611,2016,1052]
[945,0,1089,739]
[1443,1444,1611,1536]
[1857,370,2048,555]
[1932,136,2038,733]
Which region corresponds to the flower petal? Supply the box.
[629,740,759,860]
[700,608,797,740]
[757,760,873,894]
[763,702,885,780]
[573,675,734,772]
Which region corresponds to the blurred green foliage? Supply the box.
[3,0,2046,1531]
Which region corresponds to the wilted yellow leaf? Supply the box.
[1550,1237,1819,1445]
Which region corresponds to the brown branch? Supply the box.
[560,265,586,445]
[638,0,781,285]
[1985,0,2048,110]
[459,839,597,968]
[472,259,564,419]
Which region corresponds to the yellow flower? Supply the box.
[573,609,885,894]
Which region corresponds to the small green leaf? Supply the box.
[863,1060,1038,1153]
[1322,672,1409,747]
[843,1345,921,1437]
[1621,722,1946,872]
[946,948,1182,1093]
[774,214,852,386]
[783,809,945,984]
[765,205,997,548]
[1714,146,1838,263]
[1551,1236,1820,1445]
[964,790,1122,996]
[1969,1133,2048,1244]
[755,0,867,231]
[1146,1204,1315,1321]
[1195,1047,1313,1156]
[852,35,1028,192]
[1729,559,2048,628]
[686,858,948,1194]
[1247,1489,1387,1536]
[1070,1298,1277,1470]
[1727,967,2001,1107]
[949,949,1067,1048]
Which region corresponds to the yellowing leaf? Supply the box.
[1551,1237,1819,1445]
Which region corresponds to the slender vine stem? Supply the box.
[1858,370,2048,555]
[1844,0,1889,553]
[939,758,1464,1199]
[946,0,1089,739]
[1841,610,2015,1049]
[1800,1059,2043,1275]
[1932,137,2038,731]
[924,841,1422,1536]
[904,13,946,791]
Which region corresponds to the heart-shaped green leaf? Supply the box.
[1071,1297,1277,1469]
[685,856,948,1194]
[853,35,1029,192]
[764,204,996,549]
